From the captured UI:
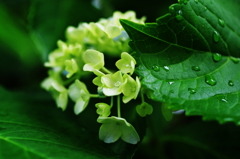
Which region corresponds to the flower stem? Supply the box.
[141,90,145,103]
[90,94,100,98]
[101,67,112,74]
[63,72,81,86]
[110,96,114,108]
[117,96,121,117]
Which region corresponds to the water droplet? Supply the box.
[221,98,227,103]
[205,75,217,86]
[213,31,220,42]
[228,80,234,86]
[218,19,225,27]
[230,57,240,63]
[188,88,196,94]
[176,10,183,21]
[204,7,207,10]
[192,66,200,71]
[114,81,121,87]
[152,65,160,72]
[194,0,199,3]
[169,5,175,15]
[163,66,170,71]
[125,64,130,68]
[212,53,222,62]
[168,81,174,85]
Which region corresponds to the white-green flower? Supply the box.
[41,77,68,111]
[116,52,136,75]
[83,49,104,72]
[97,116,140,144]
[101,71,127,96]
[136,102,153,117]
[68,80,90,115]
[64,59,79,78]
[122,75,141,103]
[95,103,111,117]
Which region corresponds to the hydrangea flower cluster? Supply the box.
[41,11,153,144]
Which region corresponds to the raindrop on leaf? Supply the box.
[228,80,234,86]
[230,57,240,63]
[176,10,183,21]
[163,66,170,71]
[218,19,225,27]
[221,98,227,103]
[152,65,160,72]
[192,66,200,71]
[205,75,217,86]
[212,53,222,62]
[188,88,196,94]
[213,31,220,42]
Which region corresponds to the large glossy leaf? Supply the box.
[120,0,240,124]
[0,87,121,159]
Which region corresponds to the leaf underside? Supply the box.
[120,0,240,124]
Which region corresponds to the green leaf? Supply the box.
[120,0,240,124]
[0,87,120,159]
[0,3,40,67]
[28,0,101,60]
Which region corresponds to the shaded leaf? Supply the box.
[0,88,120,159]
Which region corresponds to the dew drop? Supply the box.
[169,5,175,15]
[163,66,170,71]
[188,88,196,94]
[114,81,121,87]
[152,65,160,72]
[204,7,207,10]
[230,57,240,63]
[168,81,174,85]
[125,64,130,68]
[221,98,227,103]
[212,53,222,62]
[218,19,225,27]
[228,80,234,86]
[213,31,220,42]
[205,75,217,86]
[176,10,184,21]
[194,0,199,3]
[192,66,200,71]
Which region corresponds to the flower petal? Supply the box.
[99,122,121,143]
